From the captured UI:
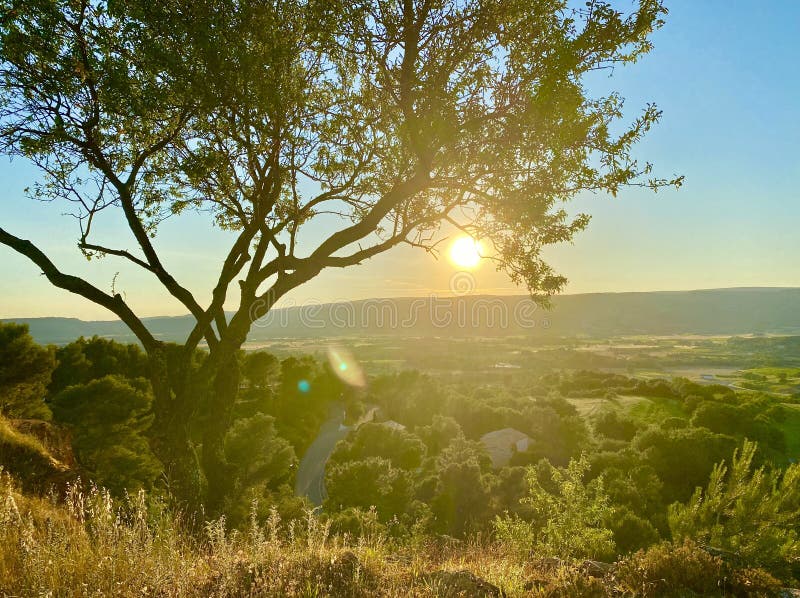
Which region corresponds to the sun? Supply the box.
[448,236,483,269]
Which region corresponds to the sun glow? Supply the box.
[448,236,483,269]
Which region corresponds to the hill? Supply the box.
[5,287,800,345]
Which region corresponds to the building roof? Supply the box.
[480,428,531,468]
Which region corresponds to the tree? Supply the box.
[325,456,414,520]
[0,0,680,509]
[415,415,464,456]
[330,422,426,470]
[224,413,296,491]
[49,336,149,394]
[634,427,737,504]
[241,352,280,390]
[0,322,55,420]
[429,437,493,536]
[50,375,162,494]
[593,408,638,442]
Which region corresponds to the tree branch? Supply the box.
[0,226,158,350]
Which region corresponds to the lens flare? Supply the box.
[327,346,366,388]
[449,236,483,269]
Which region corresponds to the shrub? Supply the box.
[495,455,615,561]
[608,507,660,556]
[668,439,800,581]
[614,540,782,597]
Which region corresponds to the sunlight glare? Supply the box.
[327,346,366,387]
[449,236,483,269]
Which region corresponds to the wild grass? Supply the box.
[0,470,786,597]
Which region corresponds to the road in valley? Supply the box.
[294,402,378,505]
[294,402,349,505]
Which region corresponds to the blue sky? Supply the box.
[1,1,798,319]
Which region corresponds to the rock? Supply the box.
[780,589,800,598]
[426,570,504,597]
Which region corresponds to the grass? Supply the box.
[626,397,687,425]
[0,470,786,597]
[566,396,648,418]
[0,415,71,492]
[567,395,687,427]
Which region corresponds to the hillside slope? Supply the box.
[5,287,800,345]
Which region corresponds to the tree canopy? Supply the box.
[0,0,681,505]
[0,322,54,420]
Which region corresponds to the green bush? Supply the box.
[495,455,615,561]
[668,439,800,581]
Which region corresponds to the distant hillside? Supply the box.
[5,287,800,345]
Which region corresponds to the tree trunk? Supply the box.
[198,310,253,514]
[200,351,241,515]
[147,346,203,510]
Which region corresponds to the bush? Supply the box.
[495,456,615,561]
[607,507,660,556]
[615,540,782,597]
[668,439,800,581]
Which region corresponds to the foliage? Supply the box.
[241,351,280,389]
[495,456,615,561]
[0,467,786,597]
[691,398,786,456]
[592,409,638,442]
[415,415,464,457]
[224,413,296,491]
[668,439,800,580]
[429,437,493,537]
[49,336,149,395]
[331,422,426,471]
[607,507,660,556]
[518,405,592,467]
[0,323,54,420]
[266,356,343,455]
[325,457,414,521]
[0,0,679,504]
[634,426,738,503]
[50,376,161,494]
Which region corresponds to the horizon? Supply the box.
[5,285,799,323]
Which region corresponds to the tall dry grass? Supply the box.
[0,470,531,596]
[0,470,785,596]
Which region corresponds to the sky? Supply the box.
[0,1,798,320]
